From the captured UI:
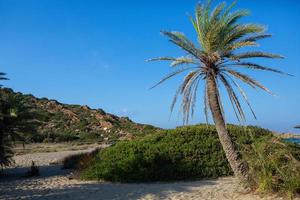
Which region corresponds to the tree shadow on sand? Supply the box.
[0,165,218,200]
[0,164,70,181]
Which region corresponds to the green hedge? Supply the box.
[80,124,274,182]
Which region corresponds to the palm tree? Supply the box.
[0,89,38,168]
[148,0,288,181]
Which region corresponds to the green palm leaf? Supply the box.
[161,31,204,59]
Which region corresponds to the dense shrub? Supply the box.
[80,125,274,182]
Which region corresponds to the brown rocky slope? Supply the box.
[0,88,158,143]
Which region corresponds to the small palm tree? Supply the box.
[0,89,38,168]
[148,0,288,181]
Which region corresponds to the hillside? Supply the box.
[0,88,158,143]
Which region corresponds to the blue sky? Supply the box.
[0,0,299,133]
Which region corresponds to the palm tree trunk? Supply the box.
[206,75,249,181]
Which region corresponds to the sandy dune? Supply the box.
[0,148,296,200]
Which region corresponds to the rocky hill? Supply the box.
[0,88,158,143]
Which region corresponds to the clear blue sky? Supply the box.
[0,0,299,133]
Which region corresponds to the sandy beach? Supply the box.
[1,147,297,200]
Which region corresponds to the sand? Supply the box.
[0,147,297,200]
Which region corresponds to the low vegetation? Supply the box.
[79,125,300,198]
[62,148,101,170]
[245,138,300,198]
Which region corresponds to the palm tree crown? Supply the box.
[149,0,288,124]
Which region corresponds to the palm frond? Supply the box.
[219,74,245,121]
[192,5,205,47]
[170,85,183,114]
[170,57,198,67]
[150,67,196,89]
[171,71,199,113]
[162,31,204,59]
[210,2,226,24]
[224,9,250,27]
[0,72,8,88]
[224,41,257,52]
[193,0,216,52]
[0,72,8,80]
[146,57,178,62]
[223,24,265,47]
[222,0,237,17]
[191,77,201,117]
[224,69,273,94]
[181,71,202,124]
[227,62,292,76]
[239,34,272,43]
[230,51,284,60]
[180,71,199,93]
[223,73,257,119]
[147,56,198,67]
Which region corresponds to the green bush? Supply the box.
[80,124,273,182]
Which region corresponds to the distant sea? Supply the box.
[284,138,300,145]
